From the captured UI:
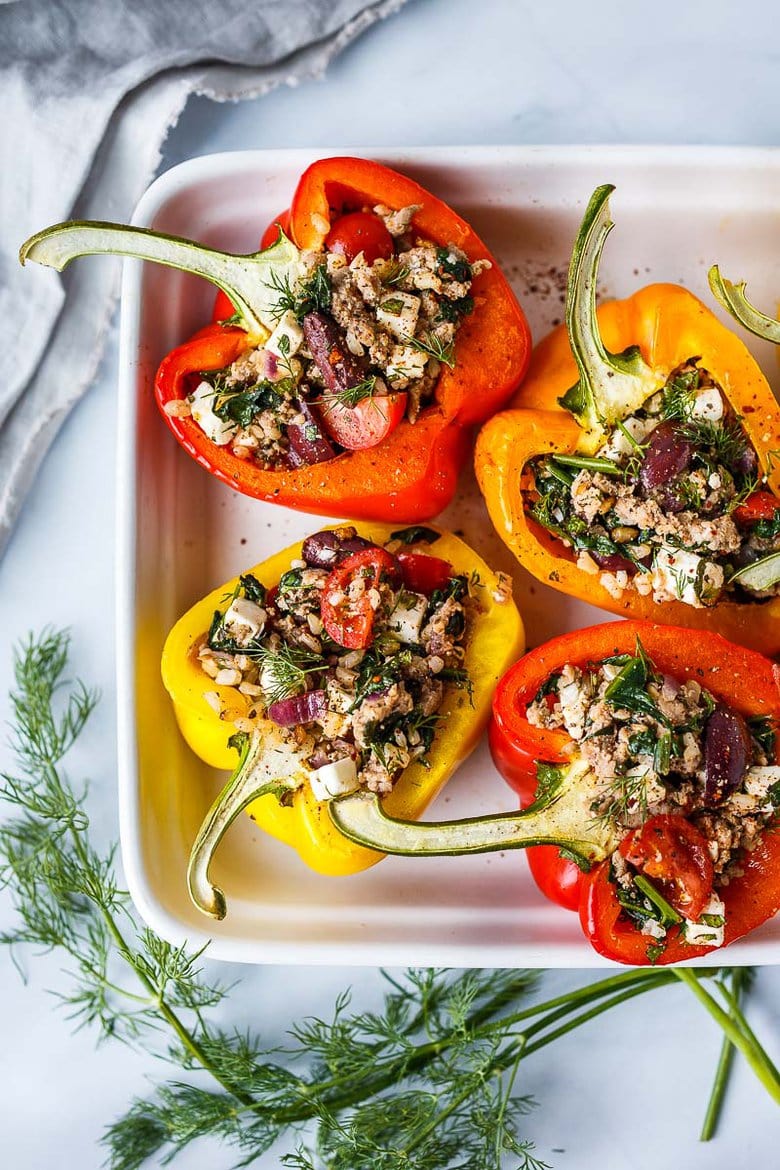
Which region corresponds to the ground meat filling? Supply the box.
[197,527,475,797]
[526,644,780,948]
[178,204,489,468]
[525,360,780,607]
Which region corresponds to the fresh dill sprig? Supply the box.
[266,264,331,322]
[2,631,780,1169]
[322,374,378,409]
[679,417,750,472]
[403,331,456,369]
[247,642,324,706]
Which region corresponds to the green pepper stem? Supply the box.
[562,185,660,449]
[187,730,303,920]
[19,221,301,335]
[708,265,780,344]
[329,758,615,862]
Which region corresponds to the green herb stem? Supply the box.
[700,968,749,1141]
[674,969,780,1106]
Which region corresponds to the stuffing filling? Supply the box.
[197,527,475,798]
[526,642,780,952]
[525,360,780,608]
[174,204,488,468]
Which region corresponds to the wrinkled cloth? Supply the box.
[0,0,408,558]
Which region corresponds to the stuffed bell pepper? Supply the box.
[20,157,531,521]
[332,620,780,966]
[162,521,524,919]
[475,185,780,652]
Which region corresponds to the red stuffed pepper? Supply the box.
[490,621,780,965]
[20,157,531,521]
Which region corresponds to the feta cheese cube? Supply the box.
[651,545,723,607]
[266,310,304,359]
[692,388,724,422]
[376,291,421,340]
[222,597,266,646]
[682,894,726,948]
[309,757,360,801]
[388,343,428,384]
[189,381,237,446]
[388,592,428,644]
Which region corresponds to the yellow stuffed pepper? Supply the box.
[475,185,780,653]
[162,521,524,918]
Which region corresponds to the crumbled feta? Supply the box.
[266,310,304,358]
[597,415,655,460]
[189,381,237,446]
[309,757,360,801]
[558,672,592,740]
[377,291,421,341]
[388,592,428,644]
[651,544,723,607]
[692,388,724,422]
[682,894,726,948]
[222,597,266,646]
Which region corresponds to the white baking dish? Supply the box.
[116,146,780,966]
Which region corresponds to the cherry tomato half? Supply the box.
[320,548,400,649]
[620,814,714,920]
[325,211,395,266]
[397,552,454,595]
[733,490,780,525]
[317,393,407,451]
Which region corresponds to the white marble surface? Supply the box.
[1,0,779,1165]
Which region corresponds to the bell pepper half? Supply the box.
[331,619,780,965]
[474,185,780,652]
[19,156,531,523]
[488,620,780,964]
[161,521,524,919]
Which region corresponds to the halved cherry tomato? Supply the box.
[733,490,780,525]
[317,393,407,451]
[620,814,714,920]
[320,548,400,649]
[397,552,453,595]
[325,211,395,266]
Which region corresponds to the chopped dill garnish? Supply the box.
[322,375,378,409]
[403,331,456,369]
[246,643,323,706]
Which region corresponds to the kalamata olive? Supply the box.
[301,529,375,567]
[589,550,638,577]
[302,310,366,395]
[638,421,694,511]
[734,443,758,477]
[287,400,338,467]
[703,705,752,805]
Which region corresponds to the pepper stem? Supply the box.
[708,265,780,345]
[187,731,303,920]
[329,758,615,863]
[560,185,661,451]
[19,221,301,336]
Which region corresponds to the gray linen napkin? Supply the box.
[0,0,408,559]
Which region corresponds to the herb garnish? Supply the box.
[266,262,331,321]
[403,331,456,369]
[247,642,323,706]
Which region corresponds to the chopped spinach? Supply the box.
[436,246,472,284]
[438,295,474,323]
[748,715,776,758]
[390,525,441,545]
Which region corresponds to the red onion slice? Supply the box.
[268,689,327,727]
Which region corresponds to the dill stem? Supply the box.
[67,820,255,1110]
[675,969,780,1105]
[518,977,671,1058]
[699,968,746,1141]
